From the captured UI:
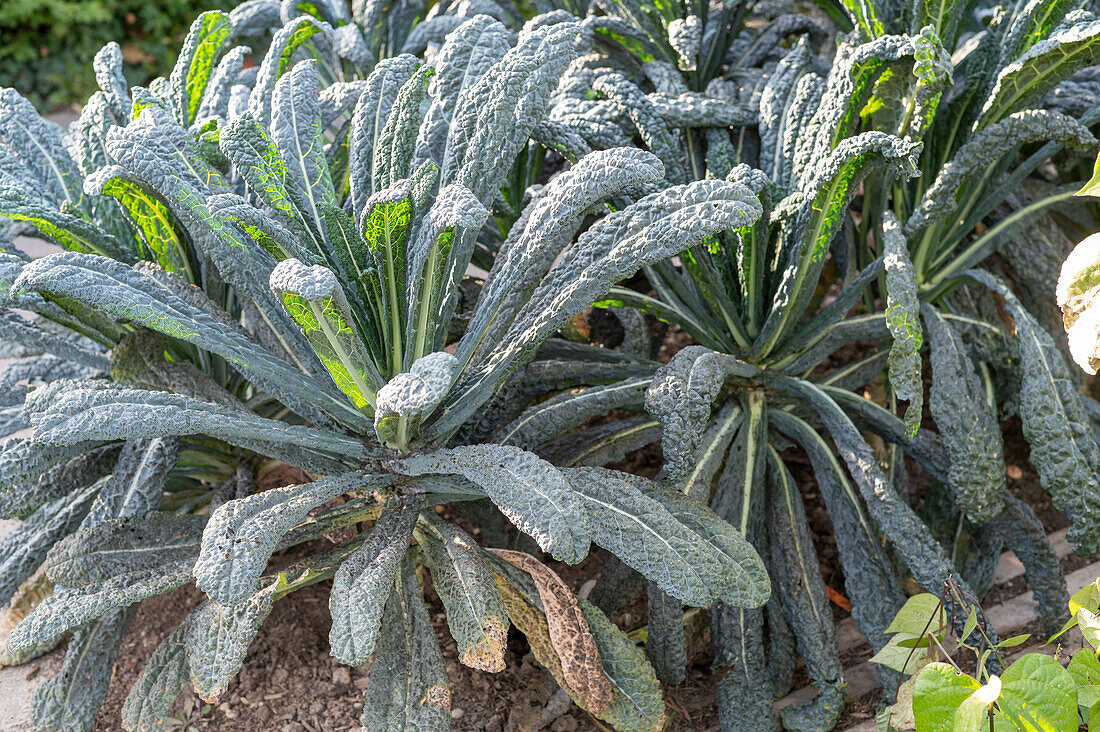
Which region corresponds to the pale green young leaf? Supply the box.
[270,258,382,411]
[373,352,457,448]
[168,11,234,126]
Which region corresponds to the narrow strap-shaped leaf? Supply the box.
[707,429,775,731]
[766,447,846,731]
[329,499,418,665]
[194,471,397,605]
[92,42,131,121]
[23,380,368,473]
[219,113,329,264]
[270,258,383,411]
[770,411,904,692]
[13,251,366,430]
[373,64,431,191]
[361,555,451,731]
[968,269,1100,553]
[998,493,1069,636]
[491,549,612,710]
[496,377,651,450]
[31,606,136,732]
[681,400,742,501]
[0,443,118,519]
[977,17,1100,129]
[84,166,192,280]
[882,211,923,437]
[591,73,687,185]
[0,89,84,207]
[492,564,665,730]
[767,375,984,605]
[349,55,420,219]
[46,512,204,587]
[248,15,332,126]
[905,110,1095,238]
[0,483,99,606]
[0,182,129,261]
[388,444,591,563]
[755,132,920,358]
[120,616,192,731]
[8,559,194,653]
[564,466,769,608]
[822,385,949,483]
[921,303,1005,523]
[271,59,339,253]
[645,346,757,482]
[645,582,686,685]
[0,310,109,372]
[168,11,234,126]
[83,438,181,528]
[186,583,278,702]
[415,514,508,672]
[197,45,251,122]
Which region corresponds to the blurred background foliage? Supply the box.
[0,0,237,110]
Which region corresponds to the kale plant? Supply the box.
[0,10,774,732]
[498,5,1100,730]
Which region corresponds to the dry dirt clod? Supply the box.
[331,667,351,686]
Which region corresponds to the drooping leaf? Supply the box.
[361,555,451,731]
[564,467,769,608]
[193,472,396,605]
[23,380,368,474]
[388,444,591,564]
[969,269,1100,553]
[921,304,1005,524]
[186,583,278,702]
[120,617,192,731]
[373,352,457,448]
[415,514,508,673]
[882,211,923,437]
[328,499,418,666]
[645,346,757,482]
[31,607,136,732]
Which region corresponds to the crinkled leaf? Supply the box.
[883,211,923,436]
[388,445,591,564]
[194,471,396,605]
[416,515,508,672]
[328,499,417,666]
[921,304,1005,524]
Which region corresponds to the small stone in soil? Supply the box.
[331,667,351,686]
[451,708,465,719]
